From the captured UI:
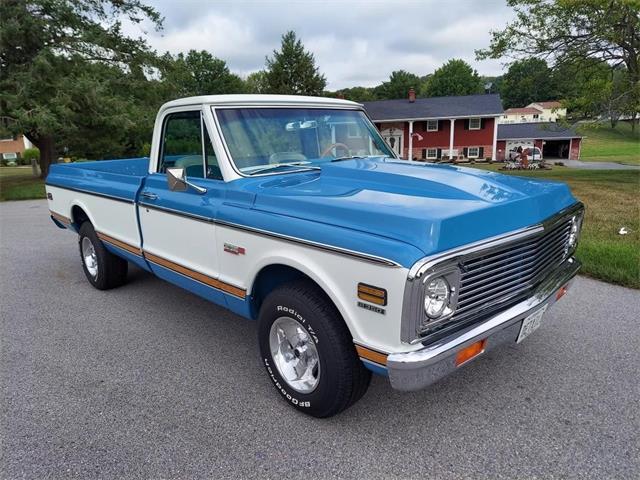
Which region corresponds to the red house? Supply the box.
[363,90,503,161]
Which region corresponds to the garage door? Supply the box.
[505,140,534,160]
[506,140,534,152]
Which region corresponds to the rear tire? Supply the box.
[258,280,371,418]
[78,222,128,290]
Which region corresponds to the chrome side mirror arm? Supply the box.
[166,167,207,194]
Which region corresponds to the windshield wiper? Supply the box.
[245,161,320,176]
[330,155,367,162]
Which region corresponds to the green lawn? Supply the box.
[0,166,45,201]
[469,164,640,289]
[577,122,640,165]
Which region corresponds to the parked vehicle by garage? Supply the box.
[46,95,584,417]
[508,146,543,161]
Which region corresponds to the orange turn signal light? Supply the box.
[556,286,568,301]
[455,339,486,367]
[357,283,387,306]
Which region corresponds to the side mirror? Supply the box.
[166,167,207,194]
[167,167,188,192]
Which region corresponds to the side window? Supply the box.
[204,125,223,180]
[160,111,204,178]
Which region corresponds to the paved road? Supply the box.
[1,200,639,479]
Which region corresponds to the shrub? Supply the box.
[22,147,40,165]
[140,142,151,157]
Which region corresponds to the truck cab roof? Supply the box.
[159,94,362,112]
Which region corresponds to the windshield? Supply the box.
[215,108,395,175]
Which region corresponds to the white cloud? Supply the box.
[125,0,514,89]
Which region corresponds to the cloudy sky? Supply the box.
[126,0,515,90]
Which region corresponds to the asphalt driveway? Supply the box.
[1,200,639,479]
[562,159,640,170]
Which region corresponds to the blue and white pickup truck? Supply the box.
[46,95,584,417]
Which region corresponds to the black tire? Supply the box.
[78,221,128,290]
[258,280,371,418]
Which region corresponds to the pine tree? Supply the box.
[264,31,327,95]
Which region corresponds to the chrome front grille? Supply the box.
[402,203,585,344]
[452,216,573,323]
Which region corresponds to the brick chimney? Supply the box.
[408,88,416,103]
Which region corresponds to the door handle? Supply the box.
[140,191,158,200]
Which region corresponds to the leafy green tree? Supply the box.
[424,59,484,97]
[160,50,246,97]
[245,71,269,94]
[264,31,326,95]
[481,76,502,95]
[0,0,162,177]
[499,58,559,108]
[22,147,40,166]
[330,86,377,102]
[477,0,640,126]
[375,70,421,100]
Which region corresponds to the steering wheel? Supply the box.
[320,142,350,158]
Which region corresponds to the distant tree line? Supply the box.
[1,0,636,177]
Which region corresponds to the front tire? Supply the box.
[78,222,128,290]
[258,280,371,418]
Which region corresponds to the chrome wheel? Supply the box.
[81,237,98,279]
[269,316,320,393]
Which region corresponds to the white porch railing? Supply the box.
[442,149,459,158]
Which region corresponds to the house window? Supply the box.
[347,123,361,138]
[533,114,539,119]
[467,146,480,158]
[426,120,438,131]
[426,148,438,159]
[469,118,481,130]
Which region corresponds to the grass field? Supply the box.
[577,122,640,165]
[470,164,640,289]
[0,166,45,201]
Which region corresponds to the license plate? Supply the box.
[517,304,548,343]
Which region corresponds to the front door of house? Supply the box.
[380,128,404,158]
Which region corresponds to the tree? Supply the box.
[481,75,502,94]
[160,50,245,97]
[375,70,421,100]
[424,59,484,97]
[330,86,377,102]
[477,0,640,125]
[264,31,326,95]
[0,0,162,177]
[499,58,559,108]
[245,71,269,94]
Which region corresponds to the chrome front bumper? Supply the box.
[387,257,581,391]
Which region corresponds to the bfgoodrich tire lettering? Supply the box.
[258,280,371,418]
[78,222,128,290]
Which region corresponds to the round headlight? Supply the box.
[424,277,450,318]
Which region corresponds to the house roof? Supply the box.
[497,122,581,140]
[362,94,503,121]
[528,101,563,109]
[504,107,542,115]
